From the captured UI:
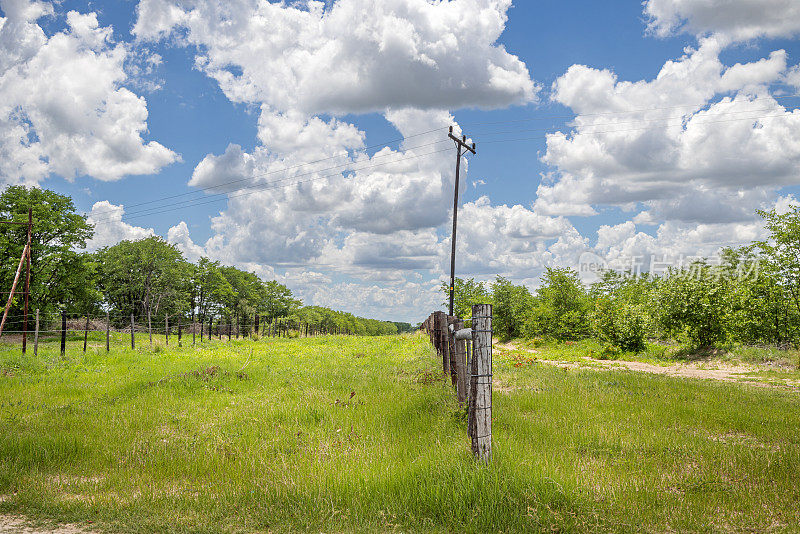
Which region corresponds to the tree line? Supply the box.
[0,186,411,335]
[444,206,800,352]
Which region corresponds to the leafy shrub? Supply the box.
[526,268,591,341]
[657,266,729,349]
[592,299,646,353]
[491,276,534,341]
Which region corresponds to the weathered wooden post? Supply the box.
[33,308,39,357]
[192,311,196,346]
[130,314,135,350]
[106,311,110,352]
[432,313,442,370]
[177,315,182,347]
[469,303,492,462]
[453,318,468,405]
[437,311,450,377]
[83,315,89,353]
[254,314,259,338]
[227,321,232,341]
[60,311,66,355]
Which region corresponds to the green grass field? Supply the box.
[1,333,799,532]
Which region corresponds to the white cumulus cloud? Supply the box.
[86,201,154,250]
[133,0,538,115]
[644,0,800,42]
[537,38,800,224]
[0,0,178,185]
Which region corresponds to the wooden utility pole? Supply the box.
[447,126,476,317]
[22,207,32,353]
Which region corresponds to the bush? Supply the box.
[593,299,646,353]
[528,268,591,341]
[491,276,534,341]
[657,267,729,349]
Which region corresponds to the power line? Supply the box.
[459,93,800,127]
[478,110,795,145]
[86,110,798,225]
[85,127,449,220]
[93,146,454,224]
[84,93,800,221]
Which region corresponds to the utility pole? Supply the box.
[447,126,476,317]
[22,207,31,354]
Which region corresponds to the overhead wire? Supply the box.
[84,107,800,225]
[84,92,800,221]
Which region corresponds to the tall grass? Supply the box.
[0,334,799,532]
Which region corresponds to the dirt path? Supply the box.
[0,515,88,534]
[494,341,800,390]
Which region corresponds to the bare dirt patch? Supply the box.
[0,515,89,534]
[494,341,799,390]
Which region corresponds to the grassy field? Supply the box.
[1,333,799,532]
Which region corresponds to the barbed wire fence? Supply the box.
[422,304,493,462]
[0,308,351,356]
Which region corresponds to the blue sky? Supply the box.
[2,0,800,322]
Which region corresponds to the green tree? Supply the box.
[590,270,648,352]
[191,258,234,325]
[262,280,299,323]
[95,236,191,325]
[0,186,99,323]
[656,262,729,349]
[491,276,533,341]
[527,268,591,341]
[440,277,490,321]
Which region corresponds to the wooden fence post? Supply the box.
[228,321,232,341]
[130,314,135,350]
[192,311,196,346]
[83,315,89,353]
[106,311,110,352]
[436,312,450,377]
[432,313,441,370]
[33,308,39,357]
[453,318,467,405]
[177,315,182,347]
[148,308,152,346]
[60,311,66,355]
[254,314,259,338]
[469,303,492,462]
